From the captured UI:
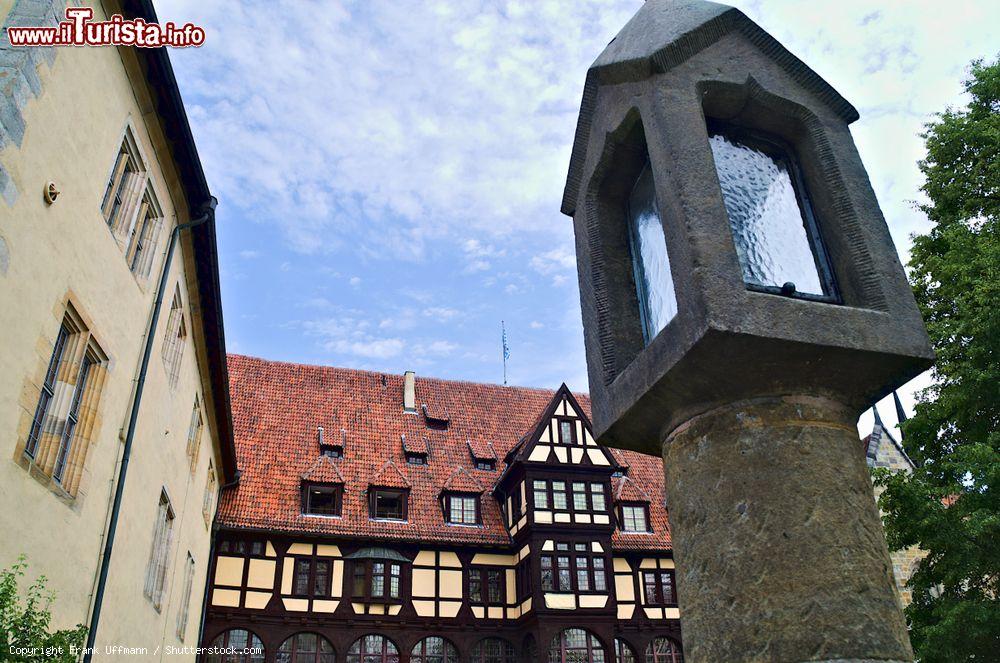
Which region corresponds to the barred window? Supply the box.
[203,462,217,524]
[161,286,187,388]
[176,552,195,639]
[101,131,142,232]
[186,397,204,473]
[144,490,175,610]
[125,188,163,279]
[644,638,683,663]
[23,307,107,496]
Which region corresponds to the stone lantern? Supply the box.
[561,1,933,661]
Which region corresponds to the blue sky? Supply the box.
[159,0,999,436]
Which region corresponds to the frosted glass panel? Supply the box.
[709,134,824,295]
[627,164,677,343]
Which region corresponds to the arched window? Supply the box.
[206,629,265,663]
[410,637,459,663]
[471,638,516,663]
[347,635,399,663]
[644,638,683,663]
[277,633,335,663]
[614,639,637,663]
[548,629,605,663]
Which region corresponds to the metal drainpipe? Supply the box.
[194,470,241,652]
[83,198,217,662]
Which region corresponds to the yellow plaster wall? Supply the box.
[0,2,225,655]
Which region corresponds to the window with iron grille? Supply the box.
[23,307,106,497]
[186,397,204,473]
[202,462,217,524]
[101,131,142,232]
[176,552,195,639]
[125,187,163,280]
[161,286,187,388]
[642,570,677,606]
[144,490,175,610]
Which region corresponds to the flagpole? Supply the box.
[502,320,508,386]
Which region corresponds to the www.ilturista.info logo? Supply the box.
[6,7,205,48]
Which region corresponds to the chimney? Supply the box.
[317,426,325,445]
[403,371,417,414]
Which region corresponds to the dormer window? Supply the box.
[302,483,342,517]
[621,504,650,532]
[405,452,427,465]
[445,494,479,525]
[474,459,495,471]
[370,488,408,521]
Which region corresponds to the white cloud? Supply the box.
[239,249,260,259]
[530,321,544,329]
[423,306,460,322]
[349,276,362,287]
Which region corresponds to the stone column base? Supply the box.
[662,395,913,663]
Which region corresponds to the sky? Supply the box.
[158,0,999,439]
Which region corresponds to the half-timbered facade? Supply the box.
[203,355,683,662]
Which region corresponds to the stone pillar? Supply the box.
[662,396,912,662]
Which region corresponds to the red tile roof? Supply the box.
[301,455,345,484]
[442,466,485,494]
[613,476,651,503]
[220,354,671,551]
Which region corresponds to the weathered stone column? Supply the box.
[663,396,912,662]
[560,2,934,661]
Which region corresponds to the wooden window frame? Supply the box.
[302,482,343,517]
[351,559,405,603]
[550,629,604,663]
[645,637,683,663]
[410,637,459,663]
[277,632,336,663]
[642,569,678,606]
[144,489,175,610]
[474,458,496,471]
[444,492,480,526]
[217,538,267,558]
[468,566,506,607]
[540,543,608,594]
[555,417,578,445]
[470,638,516,663]
[291,556,333,599]
[369,488,408,521]
[620,503,651,533]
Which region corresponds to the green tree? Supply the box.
[0,557,87,662]
[874,57,1000,661]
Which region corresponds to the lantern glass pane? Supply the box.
[709,133,825,295]
[627,163,677,344]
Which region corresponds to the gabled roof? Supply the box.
[441,467,484,494]
[562,0,859,215]
[371,460,411,489]
[220,355,672,550]
[301,455,345,484]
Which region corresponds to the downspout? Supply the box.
[83,197,218,663]
[195,470,241,651]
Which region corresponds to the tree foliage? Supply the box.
[874,57,1000,661]
[0,557,87,662]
